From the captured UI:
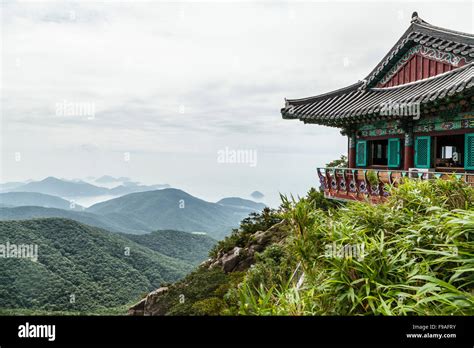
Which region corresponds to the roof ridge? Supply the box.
[365,13,473,87]
[411,11,473,39]
[414,21,474,40]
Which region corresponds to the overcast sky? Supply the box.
[1,0,473,206]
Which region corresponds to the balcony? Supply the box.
[317,167,474,202]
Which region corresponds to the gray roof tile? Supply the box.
[282,63,473,127]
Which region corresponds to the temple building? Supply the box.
[281,12,474,201]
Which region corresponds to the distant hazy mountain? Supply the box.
[123,230,216,265]
[95,175,131,184]
[8,177,169,198]
[11,177,109,197]
[0,182,28,192]
[250,191,265,200]
[0,192,84,210]
[0,192,263,239]
[217,197,266,211]
[0,182,263,239]
[108,183,170,196]
[0,218,193,312]
[87,188,259,239]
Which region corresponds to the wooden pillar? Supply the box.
[348,132,356,168]
[403,126,414,171]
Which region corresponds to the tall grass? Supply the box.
[236,178,474,315]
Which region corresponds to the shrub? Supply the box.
[209,207,281,258]
[192,298,226,315]
[326,155,348,168]
[236,178,474,316]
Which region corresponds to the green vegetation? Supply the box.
[151,179,473,316]
[235,178,474,315]
[123,230,216,265]
[366,170,379,186]
[0,206,144,234]
[150,267,244,315]
[3,178,472,317]
[0,305,130,316]
[140,207,286,315]
[0,218,195,313]
[326,155,348,168]
[209,207,282,258]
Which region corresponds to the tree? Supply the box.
[326,155,348,168]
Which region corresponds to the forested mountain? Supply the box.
[0,218,198,312]
[88,188,260,239]
[0,206,143,234]
[0,191,264,238]
[123,230,215,265]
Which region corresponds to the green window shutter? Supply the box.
[387,138,400,168]
[356,140,367,167]
[465,133,474,170]
[414,136,431,169]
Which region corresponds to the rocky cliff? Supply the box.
[128,219,288,316]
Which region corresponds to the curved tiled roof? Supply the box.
[282,13,474,127]
[282,62,474,127]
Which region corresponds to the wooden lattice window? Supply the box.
[387,138,400,168]
[356,140,367,167]
[465,133,474,170]
[415,136,431,169]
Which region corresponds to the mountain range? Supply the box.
[0,218,214,313]
[0,179,266,239]
[0,206,141,234]
[2,177,170,198]
[94,175,131,184]
[0,176,266,314]
[8,177,109,197]
[87,188,262,239]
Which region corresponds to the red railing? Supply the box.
[317,167,474,202]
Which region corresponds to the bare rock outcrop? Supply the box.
[208,219,288,273]
[128,287,169,316]
[128,219,288,316]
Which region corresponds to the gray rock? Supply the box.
[221,247,242,273]
[128,287,169,316]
